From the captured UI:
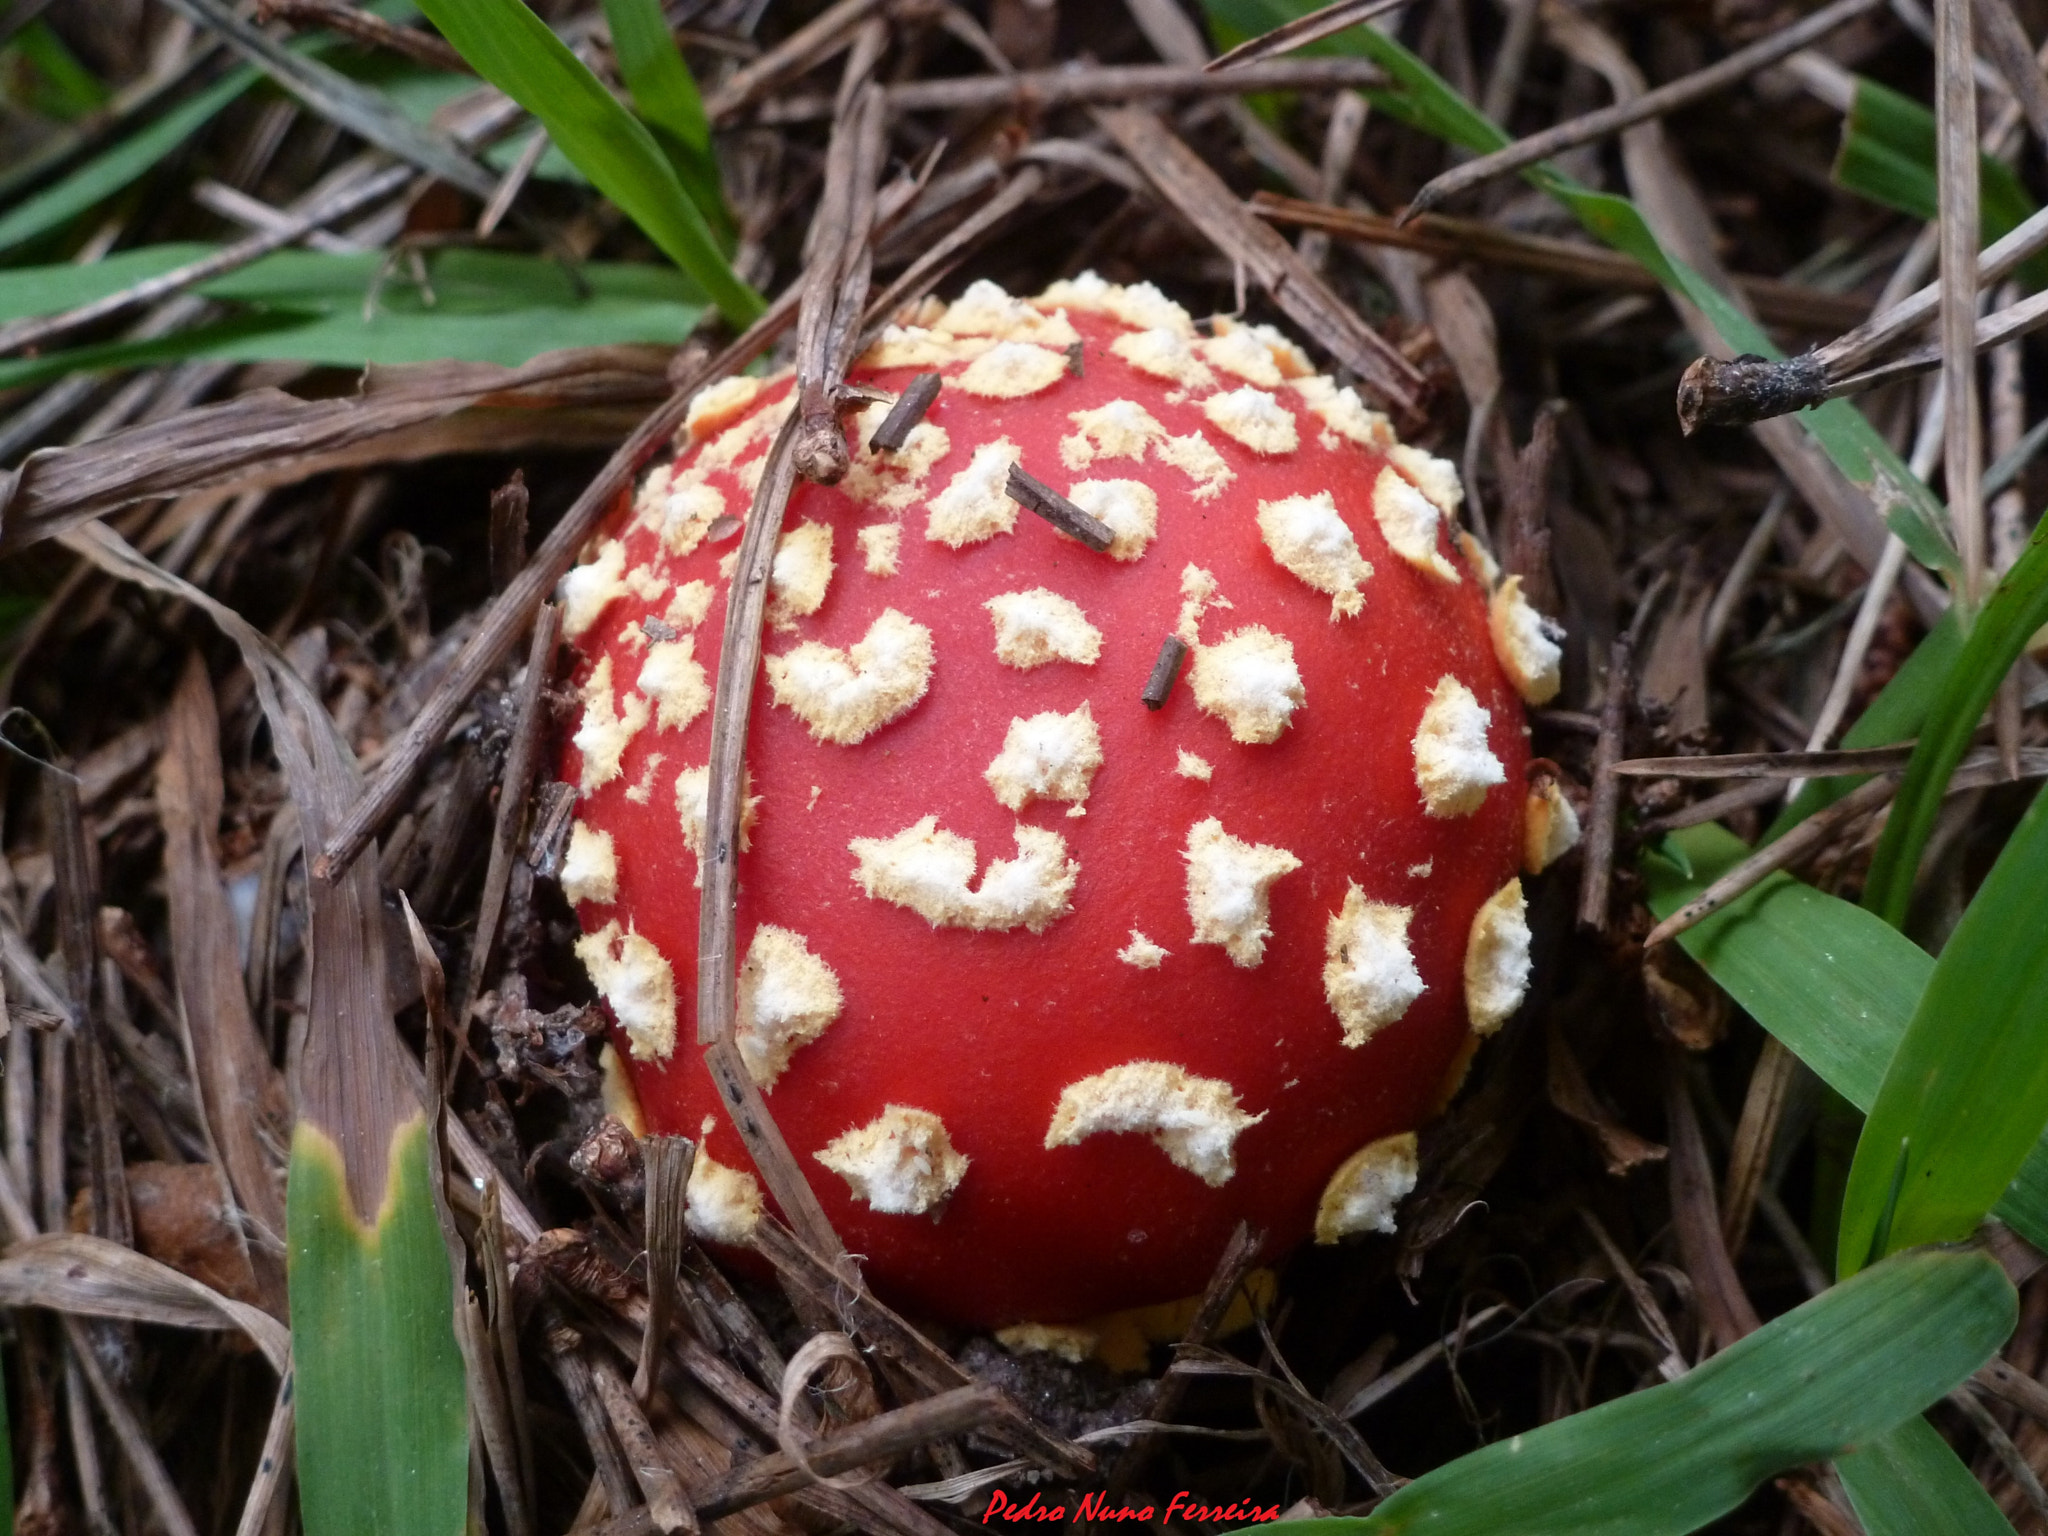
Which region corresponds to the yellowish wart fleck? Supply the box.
[856,522,902,577]
[956,340,1070,399]
[1413,675,1504,817]
[985,588,1104,669]
[1465,878,1531,1034]
[1257,491,1373,619]
[1489,575,1563,705]
[765,609,936,745]
[574,920,676,1061]
[1191,627,1304,745]
[926,439,1023,547]
[1067,479,1158,561]
[1203,386,1299,455]
[637,636,711,734]
[983,702,1104,812]
[1044,1061,1263,1186]
[736,925,843,1089]
[1118,931,1170,969]
[574,657,652,793]
[1323,886,1425,1048]
[1314,1133,1418,1242]
[560,821,618,906]
[1372,466,1461,582]
[849,816,1078,933]
[1184,817,1301,967]
[815,1105,968,1215]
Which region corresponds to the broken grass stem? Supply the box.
[1142,636,1191,710]
[867,372,942,452]
[1005,464,1114,551]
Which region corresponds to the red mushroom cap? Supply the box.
[557,277,1569,1328]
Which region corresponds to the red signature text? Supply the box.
[981,1490,1283,1525]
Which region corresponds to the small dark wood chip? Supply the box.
[868,371,943,453]
[526,781,579,877]
[1142,635,1191,710]
[641,617,679,643]
[705,514,743,543]
[1005,464,1114,552]
[1065,340,1084,376]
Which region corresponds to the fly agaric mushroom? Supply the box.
[558,276,1569,1328]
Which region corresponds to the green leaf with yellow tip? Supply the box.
[288,1115,468,1536]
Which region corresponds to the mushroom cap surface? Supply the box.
[560,279,1537,1327]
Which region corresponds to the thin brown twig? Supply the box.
[1631,780,1788,837]
[634,1136,694,1401]
[703,0,887,122]
[1950,1383,2048,1529]
[588,1353,697,1535]
[1644,773,1901,948]
[695,49,893,1289]
[1578,1208,1687,1380]
[1251,196,1871,331]
[313,290,803,881]
[1207,0,1406,69]
[1614,744,1922,779]
[776,56,1390,114]
[1971,0,2048,149]
[1719,1035,1797,1258]
[1675,206,2048,429]
[1577,632,1633,931]
[1666,1058,1762,1353]
[1095,105,1429,422]
[695,415,849,1270]
[1115,1222,1264,1487]
[1401,0,1883,220]
[459,603,560,1020]
[256,0,469,71]
[1937,0,1988,611]
[749,1217,1098,1479]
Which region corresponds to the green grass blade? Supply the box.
[1772,609,1963,834]
[0,243,213,315]
[1643,825,1932,1109]
[0,65,258,256]
[289,1116,468,1536]
[1275,1247,2013,1536]
[1835,77,2047,286]
[1837,779,2048,1273]
[1864,518,2048,925]
[162,0,497,199]
[1838,1415,2017,1535]
[0,246,705,380]
[598,0,730,240]
[1197,0,1958,578]
[1643,825,2048,1252]
[602,0,711,152]
[412,0,761,325]
[14,22,115,119]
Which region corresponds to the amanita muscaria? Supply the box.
[557,275,1574,1328]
